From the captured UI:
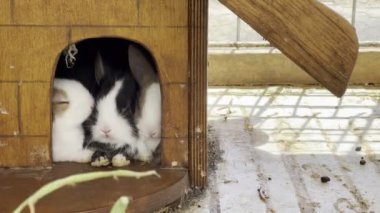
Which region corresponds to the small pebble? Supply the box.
[355,146,362,152]
[360,157,366,165]
[321,176,330,183]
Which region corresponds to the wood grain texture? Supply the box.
[0,83,18,135]
[11,0,188,27]
[188,0,208,188]
[0,27,68,81]
[162,137,189,168]
[0,163,188,212]
[0,137,50,167]
[0,0,196,185]
[162,83,188,139]
[219,0,359,97]
[161,83,189,167]
[0,0,11,24]
[139,0,188,27]
[70,27,188,83]
[20,83,50,136]
[12,0,138,26]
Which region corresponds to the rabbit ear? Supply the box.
[95,52,106,85]
[128,44,156,87]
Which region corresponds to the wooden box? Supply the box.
[0,0,207,207]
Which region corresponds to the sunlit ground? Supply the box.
[208,86,380,156]
[184,86,380,212]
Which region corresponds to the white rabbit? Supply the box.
[128,44,162,162]
[52,78,94,163]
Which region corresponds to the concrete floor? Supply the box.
[182,86,380,213]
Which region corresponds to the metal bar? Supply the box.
[351,0,358,26]
[208,41,380,48]
[236,16,241,43]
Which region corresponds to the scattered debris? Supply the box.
[177,188,203,210]
[208,126,223,171]
[217,99,233,121]
[257,185,270,201]
[0,102,9,115]
[223,179,238,184]
[360,157,366,165]
[244,117,254,132]
[341,165,352,172]
[321,176,331,183]
[158,125,220,212]
[355,146,362,152]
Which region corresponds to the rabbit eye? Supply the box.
[121,107,130,115]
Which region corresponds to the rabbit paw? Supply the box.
[112,154,130,167]
[91,156,110,167]
[137,153,152,163]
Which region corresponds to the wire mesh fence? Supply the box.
[208,0,380,46]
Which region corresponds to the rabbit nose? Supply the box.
[101,129,111,136]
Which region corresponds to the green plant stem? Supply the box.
[14,170,159,213]
[110,196,130,213]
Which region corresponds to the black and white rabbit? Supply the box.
[52,78,95,163]
[84,50,140,167]
[128,45,162,162]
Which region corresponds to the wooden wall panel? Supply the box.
[188,0,208,188]
[20,83,50,136]
[70,27,188,83]
[0,1,193,173]
[161,138,188,168]
[0,27,68,81]
[0,137,50,167]
[162,83,188,138]
[0,0,11,24]
[12,0,138,26]
[0,83,18,135]
[139,0,188,27]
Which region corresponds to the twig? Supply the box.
[14,170,160,213]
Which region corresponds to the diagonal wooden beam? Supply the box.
[219,0,359,97]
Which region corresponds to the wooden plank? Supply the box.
[12,0,138,26]
[70,27,188,84]
[0,27,68,81]
[139,0,188,27]
[162,83,188,138]
[20,83,51,136]
[0,0,11,24]
[0,137,50,167]
[188,0,208,188]
[161,137,188,168]
[0,163,188,212]
[0,83,19,136]
[219,0,359,97]
[160,83,189,168]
